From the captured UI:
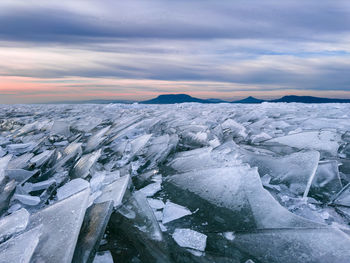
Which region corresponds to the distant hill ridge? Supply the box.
[140,94,350,104]
[48,94,350,104]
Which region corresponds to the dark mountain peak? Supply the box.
[141,93,214,104]
[232,96,265,104]
[272,95,350,103]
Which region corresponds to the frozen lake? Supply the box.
[1,102,350,262]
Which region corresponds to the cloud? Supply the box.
[0,0,350,103]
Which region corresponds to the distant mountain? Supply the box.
[47,94,350,105]
[271,95,350,103]
[232,96,265,104]
[140,94,217,104]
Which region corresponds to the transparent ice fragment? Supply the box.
[0,179,16,214]
[147,198,165,210]
[233,228,350,263]
[72,149,101,179]
[85,126,110,153]
[30,150,54,167]
[333,184,350,207]
[162,201,192,224]
[93,251,114,263]
[13,194,40,206]
[72,201,113,263]
[8,153,33,169]
[167,167,324,230]
[172,228,207,251]
[51,120,71,137]
[242,150,320,196]
[56,178,89,200]
[0,225,41,263]
[22,178,56,193]
[0,155,12,183]
[7,142,37,155]
[266,130,341,156]
[29,188,90,263]
[138,182,161,197]
[5,169,38,183]
[0,208,29,243]
[310,160,342,201]
[95,174,130,207]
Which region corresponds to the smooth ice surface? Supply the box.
[72,201,113,263]
[93,251,114,263]
[233,228,350,263]
[167,167,324,229]
[0,226,41,263]
[172,228,207,251]
[72,149,101,179]
[13,194,40,206]
[266,130,341,156]
[56,178,89,200]
[162,201,192,224]
[241,150,320,196]
[0,208,29,242]
[138,182,162,197]
[311,160,343,200]
[95,174,130,207]
[147,198,165,210]
[29,188,90,263]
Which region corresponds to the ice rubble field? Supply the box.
[1,103,350,263]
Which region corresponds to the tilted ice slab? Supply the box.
[72,149,101,179]
[162,201,192,224]
[0,208,29,242]
[266,130,341,156]
[28,188,90,263]
[95,174,130,207]
[310,160,343,201]
[56,178,89,201]
[241,150,320,196]
[172,228,207,251]
[72,201,114,263]
[233,228,350,263]
[167,166,324,230]
[85,126,110,153]
[0,225,41,263]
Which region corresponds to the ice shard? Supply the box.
[30,150,54,167]
[51,120,71,137]
[7,153,34,169]
[95,174,130,207]
[29,188,90,263]
[72,201,113,263]
[0,208,29,243]
[332,183,350,207]
[0,155,12,183]
[56,178,89,200]
[266,130,341,156]
[232,228,350,263]
[0,225,41,263]
[72,149,101,179]
[172,228,207,252]
[166,167,324,231]
[310,160,343,201]
[241,150,320,196]
[93,251,114,263]
[162,201,192,224]
[85,126,110,153]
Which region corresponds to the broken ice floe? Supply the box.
[0,102,350,262]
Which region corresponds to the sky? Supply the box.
[1,0,350,103]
